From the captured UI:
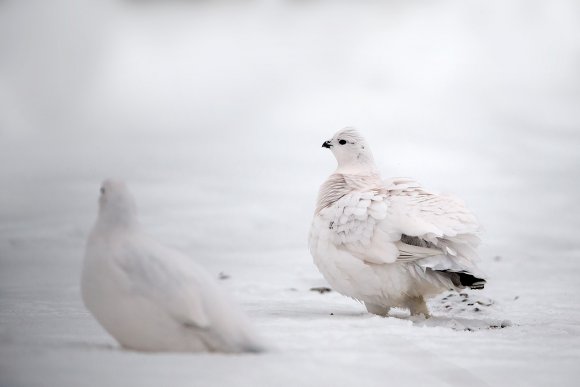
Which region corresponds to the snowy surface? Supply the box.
[1,1,580,386]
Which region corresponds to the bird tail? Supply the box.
[434,270,486,290]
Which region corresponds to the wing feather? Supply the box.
[317,177,485,285]
[119,238,212,329]
[318,191,399,264]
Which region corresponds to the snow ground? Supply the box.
[1,1,580,386]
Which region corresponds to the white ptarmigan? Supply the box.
[81,179,264,353]
[309,128,486,317]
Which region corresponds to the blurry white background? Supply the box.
[1,0,579,252]
[1,1,579,386]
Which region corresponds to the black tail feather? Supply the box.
[435,270,486,290]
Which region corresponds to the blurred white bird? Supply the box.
[81,179,264,353]
[309,128,486,317]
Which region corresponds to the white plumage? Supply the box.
[81,179,263,353]
[310,128,486,317]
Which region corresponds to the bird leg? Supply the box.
[407,297,431,318]
[364,302,390,317]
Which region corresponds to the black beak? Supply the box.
[322,140,332,148]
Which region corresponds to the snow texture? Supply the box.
[1,1,580,386]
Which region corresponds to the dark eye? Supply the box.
[338,139,347,145]
[100,187,105,195]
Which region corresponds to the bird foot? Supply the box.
[364,302,390,317]
[408,297,431,318]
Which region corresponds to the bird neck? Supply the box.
[335,159,378,175]
[95,208,138,233]
[316,171,382,214]
[334,147,377,175]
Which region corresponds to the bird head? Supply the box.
[97,179,138,228]
[322,127,376,173]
